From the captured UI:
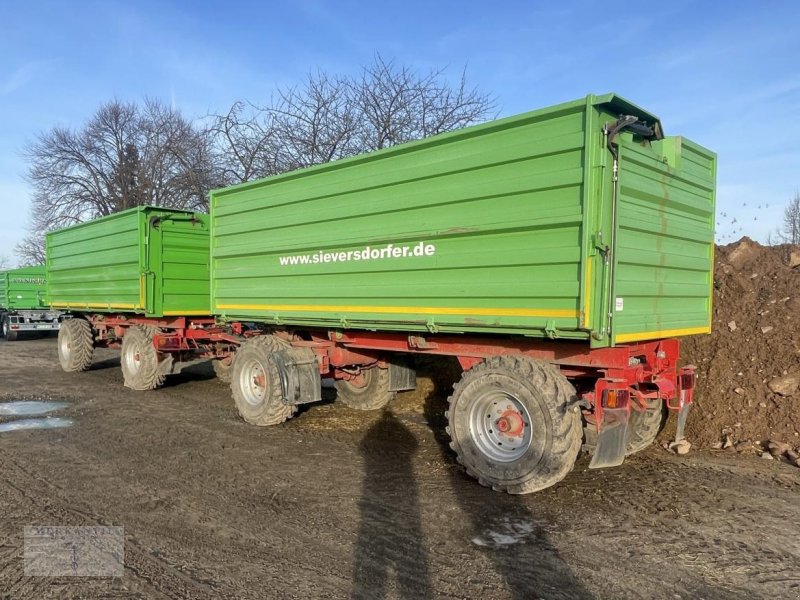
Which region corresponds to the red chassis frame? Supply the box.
[84,314,695,433]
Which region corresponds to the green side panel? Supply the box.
[47,207,210,317]
[611,135,716,343]
[212,98,593,338]
[0,265,48,310]
[47,209,144,312]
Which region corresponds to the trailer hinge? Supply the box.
[544,320,557,339]
[425,318,438,333]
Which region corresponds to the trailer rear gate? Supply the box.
[210,93,716,348]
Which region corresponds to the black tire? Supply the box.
[5,316,18,341]
[212,358,233,384]
[335,367,394,410]
[446,355,581,494]
[624,399,666,455]
[0,315,7,339]
[57,318,94,372]
[230,336,296,426]
[120,325,166,390]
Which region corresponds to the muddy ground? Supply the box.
[0,337,799,599]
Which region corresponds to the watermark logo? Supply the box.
[24,526,124,577]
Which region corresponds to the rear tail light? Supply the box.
[602,388,630,409]
[679,372,696,391]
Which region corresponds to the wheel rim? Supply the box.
[59,333,71,361]
[469,390,533,463]
[239,357,267,407]
[123,342,142,375]
[2,321,7,337]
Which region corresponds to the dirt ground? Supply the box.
[683,238,800,451]
[1,337,799,599]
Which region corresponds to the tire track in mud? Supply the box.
[546,455,800,598]
[0,450,216,599]
[0,432,358,599]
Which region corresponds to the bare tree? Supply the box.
[208,101,281,184]
[781,192,800,245]
[272,72,362,171]
[14,238,45,267]
[17,98,215,265]
[354,57,493,150]
[0,255,11,270]
[209,56,494,185]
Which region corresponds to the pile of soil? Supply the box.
[682,237,800,451]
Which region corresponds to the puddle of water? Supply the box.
[0,417,74,433]
[0,401,68,416]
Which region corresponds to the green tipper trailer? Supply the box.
[0,265,65,341]
[51,94,715,495]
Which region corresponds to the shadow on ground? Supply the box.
[352,409,430,598]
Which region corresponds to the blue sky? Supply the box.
[1,0,799,263]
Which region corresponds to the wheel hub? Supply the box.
[239,358,268,407]
[495,409,524,437]
[468,391,533,463]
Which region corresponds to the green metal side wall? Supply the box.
[211,94,716,346]
[0,265,48,310]
[611,135,716,343]
[212,99,592,338]
[48,211,142,312]
[47,207,210,318]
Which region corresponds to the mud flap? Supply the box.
[674,390,692,442]
[273,347,322,405]
[588,407,630,469]
[672,368,696,442]
[388,361,416,392]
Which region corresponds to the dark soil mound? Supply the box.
[682,237,800,449]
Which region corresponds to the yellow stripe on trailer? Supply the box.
[216,303,579,319]
[51,302,138,310]
[615,326,711,343]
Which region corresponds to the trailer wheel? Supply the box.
[446,355,581,494]
[212,359,233,384]
[0,315,6,339]
[624,399,665,455]
[335,367,394,410]
[231,336,296,426]
[121,325,166,390]
[3,316,18,341]
[57,318,94,371]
